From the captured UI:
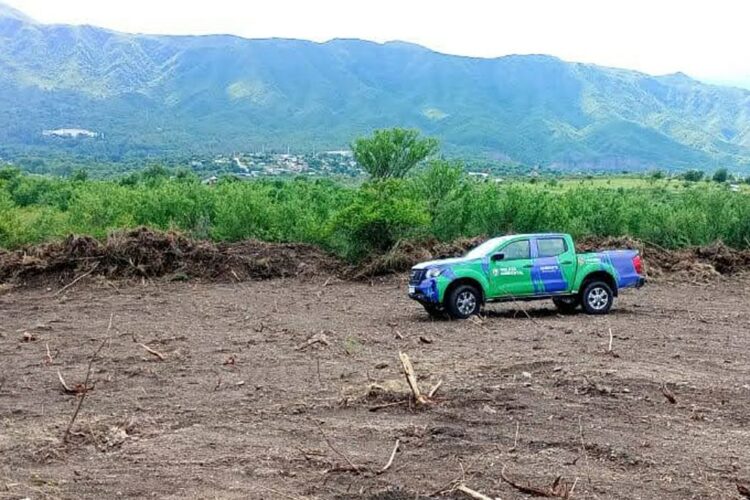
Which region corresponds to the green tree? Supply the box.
[352,128,439,179]
[712,168,728,183]
[682,169,704,182]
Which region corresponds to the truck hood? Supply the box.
[412,256,477,270]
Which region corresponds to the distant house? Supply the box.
[202,176,218,185]
[42,128,98,138]
[729,183,741,192]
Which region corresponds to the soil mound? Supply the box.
[0,227,342,285]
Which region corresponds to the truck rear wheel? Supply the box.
[581,281,613,315]
[552,296,580,314]
[446,284,481,319]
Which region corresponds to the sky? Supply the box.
[6,0,750,88]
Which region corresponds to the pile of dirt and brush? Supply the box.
[1,229,749,286]
[0,227,343,285]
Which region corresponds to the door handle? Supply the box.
[523,264,533,268]
[561,260,573,265]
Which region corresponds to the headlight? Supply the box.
[426,268,443,279]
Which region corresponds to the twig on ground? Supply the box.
[255,484,306,500]
[579,416,594,491]
[428,379,443,398]
[456,484,494,500]
[607,328,613,353]
[369,400,408,412]
[661,383,677,404]
[64,313,113,442]
[57,370,77,394]
[509,421,520,452]
[45,343,54,365]
[295,332,330,351]
[377,439,400,474]
[53,262,100,297]
[314,421,363,473]
[139,343,166,361]
[500,465,574,498]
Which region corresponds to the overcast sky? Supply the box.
[7,0,750,88]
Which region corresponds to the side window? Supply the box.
[537,238,567,258]
[500,239,530,260]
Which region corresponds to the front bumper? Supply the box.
[408,280,440,304]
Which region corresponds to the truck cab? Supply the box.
[408,233,644,319]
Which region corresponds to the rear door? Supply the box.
[531,236,576,294]
[489,238,535,297]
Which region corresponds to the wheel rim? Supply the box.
[587,287,609,310]
[456,290,477,315]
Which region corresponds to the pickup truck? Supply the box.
[408,233,644,319]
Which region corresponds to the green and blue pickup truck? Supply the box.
[408,233,644,319]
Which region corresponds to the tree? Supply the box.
[682,169,704,182]
[712,168,728,183]
[352,128,439,179]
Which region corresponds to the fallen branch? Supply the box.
[399,351,428,405]
[428,379,443,398]
[64,313,113,442]
[369,400,408,412]
[607,328,613,353]
[509,421,520,452]
[377,439,400,474]
[53,262,100,297]
[500,466,573,498]
[295,332,330,351]
[45,343,54,365]
[661,383,676,404]
[456,484,494,500]
[139,343,166,361]
[314,421,363,473]
[57,370,77,394]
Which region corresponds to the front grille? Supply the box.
[409,269,425,285]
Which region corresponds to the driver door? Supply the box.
[489,238,535,298]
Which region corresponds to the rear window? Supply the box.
[537,238,567,258]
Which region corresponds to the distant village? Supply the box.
[192,151,363,181]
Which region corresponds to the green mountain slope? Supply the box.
[1,3,750,170]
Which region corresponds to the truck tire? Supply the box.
[446,284,481,319]
[552,296,580,314]
[581,281,613,315]
[422,303,445,319]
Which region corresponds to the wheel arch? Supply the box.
[444,277,485,304]
[579,270,618,297]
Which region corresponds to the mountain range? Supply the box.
[1,2,750,171]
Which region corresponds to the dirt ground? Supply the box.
[1,274,749,500]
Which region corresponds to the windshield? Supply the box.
[464,236,512,259]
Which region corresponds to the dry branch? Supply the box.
[314,421,362,473]
[64,313,113,442]
[398,351,428,405]
[377,439,400,474]
[500,466,574,498]
[57,370,77,394]
[53,262,100,296]
[139,343,166,361]
[456,484,495,500]
[428,379,443,398]
[661,383,676,404]
[295,332,330,351]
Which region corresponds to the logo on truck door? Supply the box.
[493,267,523,277]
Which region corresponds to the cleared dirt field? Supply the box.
[1,275,749,499]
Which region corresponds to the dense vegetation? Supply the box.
[2,163,749,260]
[2,4,750,170]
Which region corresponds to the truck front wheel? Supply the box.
[446,284,481,319]
[581,281,614,315]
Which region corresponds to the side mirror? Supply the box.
[491,253,505,262]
